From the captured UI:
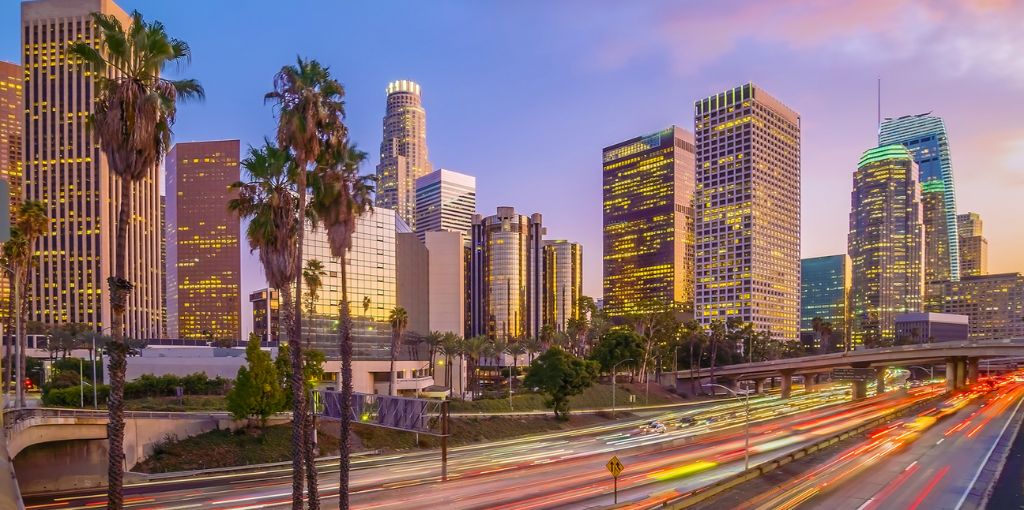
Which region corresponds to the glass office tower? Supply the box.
[800,255,850,351]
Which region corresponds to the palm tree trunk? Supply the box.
[388,332,398,396]
[280,285,306,509]
[293,161,319,510]
[106,176,132,510]
[338,258,353,510]
[3,281,13,396]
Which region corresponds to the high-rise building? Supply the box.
[469,207,545,341]
[957,212,987,277]
[938,273,1024,341]
[848,145,924,346]
[23,0,162,337]
[602,126,695,318]
[879,113,960,283]
[425,230,466,336]
[800,255,850,352]
[0,61,22,206]
[414,168,476,241]
[165,140,242,340]
[376,80,432,229]
[544,240,583,332]
[249,288,280,343]
[0,60,23,324]
[396,232,430,339]
[301,208,400,359]
[160,195,166,337]
[694,83,801,342]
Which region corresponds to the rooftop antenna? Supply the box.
[876,77,881,130]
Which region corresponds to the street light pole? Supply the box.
[705,383,750,471]
[612,358,634,418]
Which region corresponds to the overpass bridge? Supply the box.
[2,408,288,494]
[672,338,1024,399]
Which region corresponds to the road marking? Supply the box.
[935,438,944,445]
[954,387,1024,510]
[855,499,874,510]
[905,461,918,471]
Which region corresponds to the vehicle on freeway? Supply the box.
[639,420,668,434]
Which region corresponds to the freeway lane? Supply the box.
[23,384,902,510]
[726,375,1024,510]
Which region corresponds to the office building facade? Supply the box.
[848,145,924,346]
[0,60,23,323]
[879,113,960,283]
[376,80,432,229]
[694,83,801,342]
[957,212,987,277]
[425,230,465,336]
[414,168,475,240]
[602,126,695,318]
[469,207,545,341]
[249,288,280,343]
[894,312,969,343]
[165,140,242,340]
[23,0,162,337]
[800,255,850,352]
[544,240,583,332]
[938,273,1024,341]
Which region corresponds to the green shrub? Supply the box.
[42,384,109,407]
[123,373,229,399]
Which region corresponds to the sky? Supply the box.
[3,0,1023,338]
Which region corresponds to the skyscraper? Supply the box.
[694,83,801,342]
[938,273,1024,341]
[800,255,851,352]
[23,0,162,337]
[469,207,545,341]
[249,288,280,344]
[544,240,583,332]
[879,114,960,283]
[0,61,22,205]
[602,126,695,318]
[0,60,23,324]
[376,80,432,229]
[414,168,476,240]
[165,140,242,340]
[848,145,924,346]
[957,212,987,277]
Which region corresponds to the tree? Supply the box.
[462,335,491,398]
[680,321,706,395]
[523,347,599,420]
[423,331,444,376]
[438,333,463,391]
[308,137,373,510]
[275,343,326,409]
[589,330,643,374]
[69,12,202,506]
[229,140,303,503]
[387,307,408,396]
[524,336,544,364]
[228,334,285,429]
[302,259,327,335]
[506,340,527,381]
[4,201,48,405]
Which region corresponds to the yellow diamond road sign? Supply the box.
[606,456,624,478]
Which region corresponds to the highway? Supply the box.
[717,375,1024,510]
[23,382,945,509]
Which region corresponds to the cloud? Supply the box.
[588,0,1024,84]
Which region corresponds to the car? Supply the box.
[639,420,668,434]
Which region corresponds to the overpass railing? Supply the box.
[2,407,250,429]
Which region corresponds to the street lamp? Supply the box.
[611,358,634,418]
[704,383,751,471]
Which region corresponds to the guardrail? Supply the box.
[658,393,942,509]
[3,407,291,429]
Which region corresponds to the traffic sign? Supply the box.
[606,456,624,477]
[831,368,874,381]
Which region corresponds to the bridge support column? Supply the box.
[946,359,957,391]
[852,379,868,400]
[781,371,793,399]
[967,358,979,384]
[875,368,886,394]
[956,358,967,389]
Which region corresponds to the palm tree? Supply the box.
[524,336,544,364]
[424,331,444,376]
[11,202,46,406]
[463,335,491,398]
[302,259,327,340]
[438,333,462,392]
[228,141,303,506]
[387,307,408,396]
[265,57,347,510]
[706,320,727,387]
[506,340,527,388]
[1,226,25,399]
[307,140,374,508]
[680,320,705,396]
[68,14,202,505]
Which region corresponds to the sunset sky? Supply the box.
[3,0,1021,335]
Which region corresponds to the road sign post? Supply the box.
[606,455,624,503]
